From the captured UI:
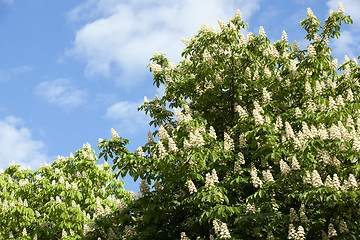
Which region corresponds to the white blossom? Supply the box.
[224,132,235,151]
[328,223,337,238]
[111,128,119,138]
[285,122,295,140]
[288,224,297,239]
[307,45,316,57]
[305,81,312,95]
[259,26,266,37]
[307,7,315,18]
[236,105,248,119]
[280,160,291,175]
[290,208,299,222]
[338,2,345,14]
[294,40,300,51]
[312,170,323,187]
[186,180,197,194]
[157,141,167,157]
[297,226,306,240]
[246,203,257,214]
[209,126,217,139]
[158,125,169,140]
[150,62,162,73]
[331,58,338,69]
[262,87,272,103]
[346,89,354,102]
[291,156,300,170]
[339,219,349,233]
[281,30,288,42]
[262,170,274,182]
[250,165,263,188]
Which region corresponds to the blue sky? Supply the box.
[0,0,359,193]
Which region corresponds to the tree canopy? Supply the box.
[98,3,360,239]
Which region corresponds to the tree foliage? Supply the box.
[0,143,131,239]
[99,4,360,239]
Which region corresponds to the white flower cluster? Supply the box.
[299,204,309,223]
[235,9,242,20]
[291,156,301,170]
[290,208,299,222]
[111,128,119,139]
[158,125,169,140]
[205,169,219,189]
[285,121,295,140]
[168,137,178,152]
[139,179,150,198]
[274,116,283,131]
[263,45,280,58]
[307,45,316,57]
[288,224,306,240]
[338,2,345,14]
[287,59,297,75]
[305,81,312,95]
[314,80,325,95]
[325,173,341,190]
[246,203,258,214]
[239,133,247,148]
[188,128,205,148]
[180,232,190,240]
[213,220,231,239]
[157,141,167,157]
[186,180,197,194]
[124,225,136,238]
[236,105,248,119]
[280,160,291,175]
[250,165,263,188]
[258,26,266,37]
[149,62,162,74]
[174,108,192,125]
[136,147,145,158]
[209,126,217,139]
[224,132,235,151]
[253,101,265,126]
[328,223,337,238]
[281,30,288,42]
[311,170,324,188]
[293,40,300,51]
[262,87,272,103]
[264,67,271,78]
[262,170,274,182]
[339,219,349,233]
[234,152,245,173]
[307,7,316,18]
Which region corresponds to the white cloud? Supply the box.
[35,79,87,108]
[0,116,48,170]
[105,100,150,134]
[67,0,261,85]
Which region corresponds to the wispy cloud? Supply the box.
[331,30,359,60]
[0,115,48,170]
[35,78,87,108]
[0,0,13,6]
[0,65,32,82]
[105,100,150,135]
[66,0,261,85]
